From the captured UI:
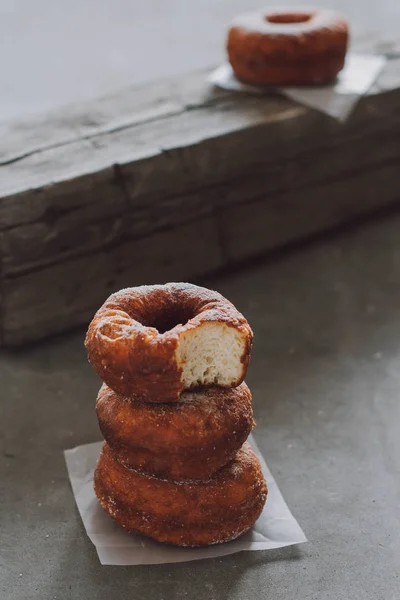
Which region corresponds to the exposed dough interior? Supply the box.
[176,322,246,388]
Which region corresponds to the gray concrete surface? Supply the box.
[1,212,400,599]
[1,0,399,124]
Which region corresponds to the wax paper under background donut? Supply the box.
[64,435,307,565]
[210,54,386,122]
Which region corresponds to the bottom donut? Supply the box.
[94,441,267,547]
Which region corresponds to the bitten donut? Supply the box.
[96,382,254,482]
[94,441,267,547]
[85,283,253,402]
[227,7,349,86]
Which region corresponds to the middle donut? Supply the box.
[96,382,254,482]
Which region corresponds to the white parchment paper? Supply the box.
[209,53,386,122]
[64,435,307,565]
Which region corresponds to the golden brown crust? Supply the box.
[227,9,349,86]
[94,441,267,547]
[85,283,253,402]
[96,382,255,482]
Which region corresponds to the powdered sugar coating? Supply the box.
[231,7,346,35]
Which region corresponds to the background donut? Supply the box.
[227,7,349,86]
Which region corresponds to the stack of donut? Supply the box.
[85,282,267,547]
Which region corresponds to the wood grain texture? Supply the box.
[1,57,400,345]
[222,164,400,261]
[2,112,400,277]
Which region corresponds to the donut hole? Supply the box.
[266,12,312,24]
[176,322,246,388]
[150,305,197,334]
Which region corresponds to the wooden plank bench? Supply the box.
[1,57,400,346]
